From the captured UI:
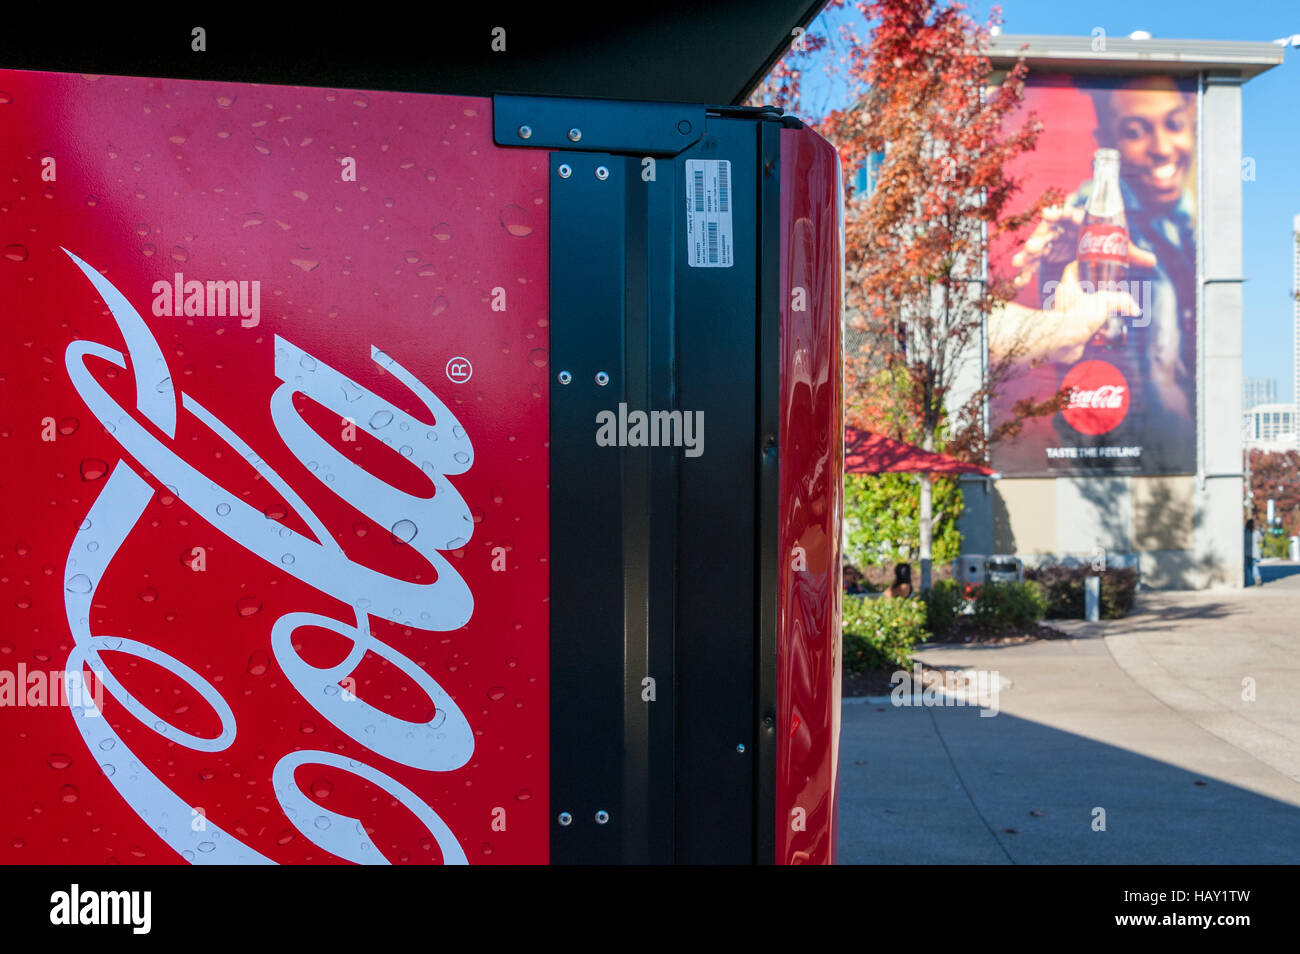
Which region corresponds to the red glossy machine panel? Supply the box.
[0,70,550,864]
[776,125,843,865]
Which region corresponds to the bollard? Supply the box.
[1085,575,1101,622]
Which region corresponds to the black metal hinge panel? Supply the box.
[549,152,628,864]
[495,94,706,155]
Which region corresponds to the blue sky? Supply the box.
[803,0,1299,402]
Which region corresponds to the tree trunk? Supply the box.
[919,472,933,593]
[919,423,936,592]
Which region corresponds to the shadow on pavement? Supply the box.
[1259,562,1300,584]
[837,703,1300,864]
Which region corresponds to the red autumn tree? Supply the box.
[1248,449,1300,538]
[751,0,1061,588]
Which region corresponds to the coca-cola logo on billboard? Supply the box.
[1061,360,1130,435]
[1076,224,1129,263]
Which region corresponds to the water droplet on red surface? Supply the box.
[215,93,236,108]
[253,139,272,156]
[47,754,71,770]
[500,204,533,237]
[60,785,79,803]
[247,652,269,676]
[431,297,448,316]
[290,258,319,272]
[300,720,316,734]
[243,212,265,228]
[236,596,262,617]
[515,789,531,801]
[432,223,452,242]
[4,244,28,262]
[171,246,189,263]
[0,92,12,105]
[57,417,79,435]
[391,519,417,544]
[311,777,333,798]
[528,349,548,368]
[486,686,507,701]
[80,458,108,481]
[277,829,296,845]
[138,587,158,603]
[353,94,369,109]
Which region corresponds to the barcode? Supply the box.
[694,170,704,212]
[717,163,729,212]
[707,222,718,264]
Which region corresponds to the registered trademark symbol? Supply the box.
[445,356,473,383]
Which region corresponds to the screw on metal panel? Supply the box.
[595,810,610,825]
[557,370,572,385]
[517,125,532,140]
[595,371,610,386]
[567,128,582,142]
[677,119,692,135]
[736,743,746,754]
[557,164,572,179]
[558,812,573,826]
[595,166,609,180]
[762,715,775,729]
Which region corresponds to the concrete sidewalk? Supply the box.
[837,571,1300,863]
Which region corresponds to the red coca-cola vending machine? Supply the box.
[0,6,842,866]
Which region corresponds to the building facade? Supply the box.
[1243,375,1277,409]
[956,35,1283,589]
[1294,213,1300,432]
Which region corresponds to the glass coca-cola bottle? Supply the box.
[1076,148,1129,349]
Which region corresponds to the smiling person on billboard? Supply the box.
[990,76,1198,474]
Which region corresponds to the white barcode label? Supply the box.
[685,159,734,268]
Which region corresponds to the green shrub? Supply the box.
[922,579,963,637]
[970,581,1047,630]
[1026,565,1138,619]
[841,595,927,673]
[1262,533,1289,559]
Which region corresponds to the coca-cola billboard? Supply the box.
[989,75,1198,476]
[0,70,550,863]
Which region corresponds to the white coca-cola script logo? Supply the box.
[1077,226,1128,260]
[56,248,474,864]
[1067,384,1127,409]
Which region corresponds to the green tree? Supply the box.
[843,472,962,571]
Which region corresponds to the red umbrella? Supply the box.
[844,426,995,476]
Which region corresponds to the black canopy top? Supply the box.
[0,3,826,106]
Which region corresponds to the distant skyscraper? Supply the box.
[1244,376,1277,410]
